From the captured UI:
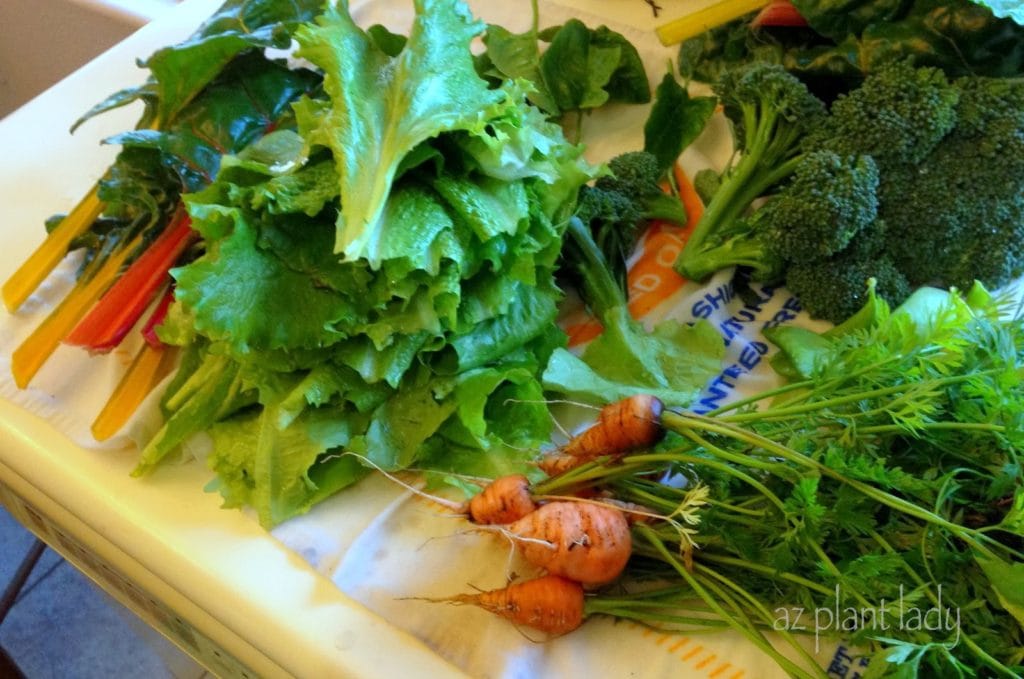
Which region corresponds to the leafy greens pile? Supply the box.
[131,0,604,528]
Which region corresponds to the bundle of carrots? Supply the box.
[417,344,1024,679]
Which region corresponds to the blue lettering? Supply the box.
[704,284,733,311]
[692,298,713,319]
[720,318,745,345]
[693,371,738,413]
[738,341,769,370]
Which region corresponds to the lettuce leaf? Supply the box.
[294,0,504,264]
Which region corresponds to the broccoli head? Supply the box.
[811,59,960,169]
[670,150,880,284]
[674,62,827,281]
[573,150,686,290]
[758,151,880,263]
[879,75,1024,290]
[785,253,911,325]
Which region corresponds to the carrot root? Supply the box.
[465,474,538,525]
[503,501,632,586]
[563,394,665,460]
[423,575,586,636]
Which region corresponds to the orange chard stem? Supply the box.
[91,341,178,441]
[11,234,144,388]
[64,212,196,354]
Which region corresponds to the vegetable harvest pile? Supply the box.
[3,0,1024,677]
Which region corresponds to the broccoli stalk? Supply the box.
[574,151,686,291]
[673,62,826,282]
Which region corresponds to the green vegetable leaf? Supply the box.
[294,0,503,264]
[75,0,323,130]
[643,71,716,171]
[976,553,1024,629]
[973,0,1024,24]
[543,307,724,405]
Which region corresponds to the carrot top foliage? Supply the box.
[536,283,1024,678]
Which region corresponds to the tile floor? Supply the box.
[0,506,209,679]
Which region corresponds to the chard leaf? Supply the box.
[295,0,503,264]
[75,0,322,130]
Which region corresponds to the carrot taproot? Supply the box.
[463,474,537,525]
[562,394,665,460]
[536,453,584,477]
[500,501,632,586]
[436,575,586,635]
[349,460,540,526]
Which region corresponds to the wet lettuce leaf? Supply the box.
[294,0,505,264]
[150,0,596,527]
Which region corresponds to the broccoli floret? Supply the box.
[879,76,1024,290]
[786,253,911,324]
[573,150,686,289]
[675,150,879,284]
[692,168,721,205]
[674,62,827,281]
[812,60,960,169]
[757,151,879,262]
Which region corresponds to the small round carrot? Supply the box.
[432,574,586,635]
[563,394,665,460]
[463,474,537,524]
[503,501,632,586]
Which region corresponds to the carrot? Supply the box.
[500,501,632,586]
[427,574,586,635]
[536,453,584,477]
[463,474,537,525]
[562,394,665,460]
[344,458,540,526]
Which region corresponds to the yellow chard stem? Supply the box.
[11,235,142,388]
[656,0,771,46]
[92,341,177,441]
[3,184,106,312]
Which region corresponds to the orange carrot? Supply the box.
[536,453,584,477]
[463,474,537,525]
[563,394,665,460]
[430,574,586,635]
[502,501,631,586]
